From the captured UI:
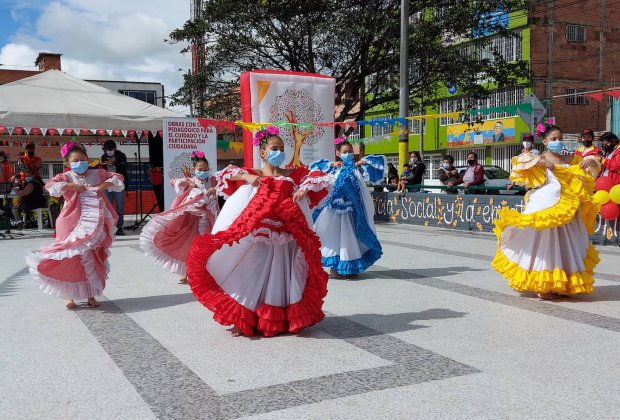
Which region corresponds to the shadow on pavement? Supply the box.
[360,266,485,281]
[100,292,196,313]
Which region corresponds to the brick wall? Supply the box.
[530,0,620,133]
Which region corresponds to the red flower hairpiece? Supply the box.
[334,135,346,145]
[191,150,205,159]
[252,125,280,146]
[61,141,77,158]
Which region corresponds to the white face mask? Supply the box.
[523,141,532,149]
[106,150,115,157]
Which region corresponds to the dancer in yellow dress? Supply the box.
[492,125,601,299]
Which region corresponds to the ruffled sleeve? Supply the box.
[298,169,333,208]
[509,153,547,188]
[45,173,69,197]
[215,165,256,199]
[172,178,190,194]
[104,171,125,192]
[309,159,336,174]
[360,155,387,184]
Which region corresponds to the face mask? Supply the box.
[409,158,416,164]
[441,163,450,170]
[194,170,210,180]
[25,177,33,182]
[266,150,285,167]
[340,152,354,163]
[602,144,614,153]
[582,140,593,147]
[106,150,115,157]
[467,159,476,166]
[27,151,34,157]
[523,141,532,149]
[547,140,565,154]
[70,161,89,174]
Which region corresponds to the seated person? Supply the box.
[12,168,46,228]
[437,154,459,194]
[448,152,485,193]
[396,164,414,193]
[385,175,399,191]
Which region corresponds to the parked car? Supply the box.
[455,165,517,194]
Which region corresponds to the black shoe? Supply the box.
[116,228,126,236]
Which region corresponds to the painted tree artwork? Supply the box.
[269,88,324,168]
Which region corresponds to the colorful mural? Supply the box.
[447,117,517,147]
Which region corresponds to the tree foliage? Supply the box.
[169,0,532,121]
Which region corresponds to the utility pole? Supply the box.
[398,0,410,173]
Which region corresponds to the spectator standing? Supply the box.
[408,151,426,186]
[0,151,15,183]
[576,129,603,158]
[448,152,485,192]
[387,162,399,180]
[18,142,42,180]
[101,140,128,235]
[600,132,620,185]
[521,133,540,155]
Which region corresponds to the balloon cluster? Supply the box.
[593,177,620,221]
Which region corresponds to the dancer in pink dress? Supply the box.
[26,142,124,309]
[140,151,218,284]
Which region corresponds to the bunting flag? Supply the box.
[58,128,65,136]
[607,90,620,100]
[230,142,244,154]
[198,118,235,132]
[106,129,113,136]
[121,130,128,138]
[7,127,14,136]
[587,93,605,102]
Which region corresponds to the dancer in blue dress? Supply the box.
[311,137,385,278]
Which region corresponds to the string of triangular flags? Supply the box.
[584,89,620,102]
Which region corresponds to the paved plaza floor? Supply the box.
[1,223,620,419]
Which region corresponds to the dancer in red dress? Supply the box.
[187,126,331,337]
[140,151,218,284]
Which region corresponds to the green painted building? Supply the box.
[362,11,533,176]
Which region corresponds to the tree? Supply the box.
[168,0,533,121]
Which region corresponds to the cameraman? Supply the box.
[101,140,128,235]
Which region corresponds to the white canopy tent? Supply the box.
[0,70,183,131]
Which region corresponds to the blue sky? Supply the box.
[0,1,191,111]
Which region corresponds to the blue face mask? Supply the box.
[25,177,33,182]
[547,140,571,154]
[70,161,89,174]
[340,152,354,163]
[266,150,286,167]
[194,170,210,180]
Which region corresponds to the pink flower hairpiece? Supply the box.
[334,135,346,145]
[191,150,205,159]
[61,141,77,158]
[252,125,280,146]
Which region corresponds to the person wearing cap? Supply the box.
[18,142,42,180]
[575,129,603,158]
[100,140,128,235]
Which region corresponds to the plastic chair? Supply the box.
[23,196,54,231]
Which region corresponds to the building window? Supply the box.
[371,115,393,137]
[408,110,427,135]
[439,86,526,126]
[566,88,587,105]
[118,90,157,105]
[566,24,586,43]
[477,31,522,63]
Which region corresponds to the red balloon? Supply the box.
[595,176,615,192]
[600,202,620,221]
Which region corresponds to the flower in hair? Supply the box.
[334,135,346,145]
[265,125,279,136]
[191,150,205,159]
[61,141,77,158]
[252,130,266,146]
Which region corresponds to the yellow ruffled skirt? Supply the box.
[492,166,599,295]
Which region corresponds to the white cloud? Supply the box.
[0,43,38,68]
[2,0,192,104]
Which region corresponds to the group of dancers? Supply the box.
[26,123,606,336]
[26,127,385,337]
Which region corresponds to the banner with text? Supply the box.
[163,118,217,210]
[240,70,335,168]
